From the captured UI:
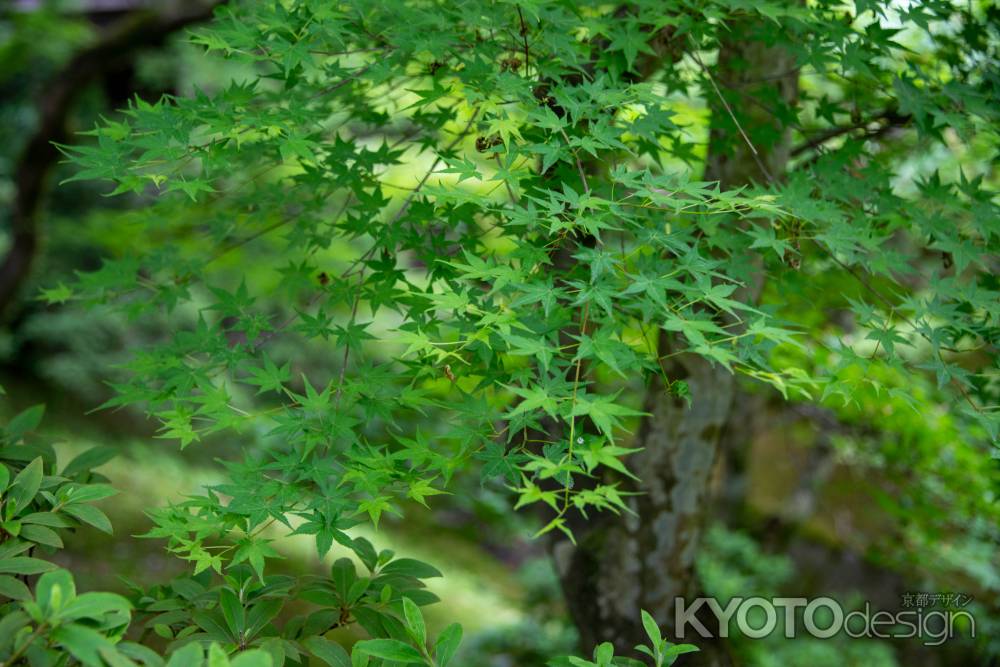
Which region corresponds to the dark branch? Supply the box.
[0,0,223,317]
[790,107,910,158]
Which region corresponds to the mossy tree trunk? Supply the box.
[555,18,799,664]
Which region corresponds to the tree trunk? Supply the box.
[555,18,798,664]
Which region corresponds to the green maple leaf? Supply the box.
[571,393,646,442]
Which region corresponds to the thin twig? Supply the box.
[334,271,364,410]
[564,302,591,508]
[494,154,518,204]
[689,47,775,184]
[558,128,592,194]
[389,107,481,225]
[310,61,377,100]
[516,6,530,75]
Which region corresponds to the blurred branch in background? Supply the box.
[0,0,222,316]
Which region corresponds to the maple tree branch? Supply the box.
[791,108,910,158]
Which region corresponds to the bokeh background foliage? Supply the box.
[0,0,998,665]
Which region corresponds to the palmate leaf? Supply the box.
[243,355,291,395]
[578,439,643,479]
[570,394,647,442]
[505,384,561,420]
[231,538,282,582]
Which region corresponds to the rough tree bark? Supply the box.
[554,18,799,663]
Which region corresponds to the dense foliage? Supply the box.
[0,406,695,665]
[2,0,998,665]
